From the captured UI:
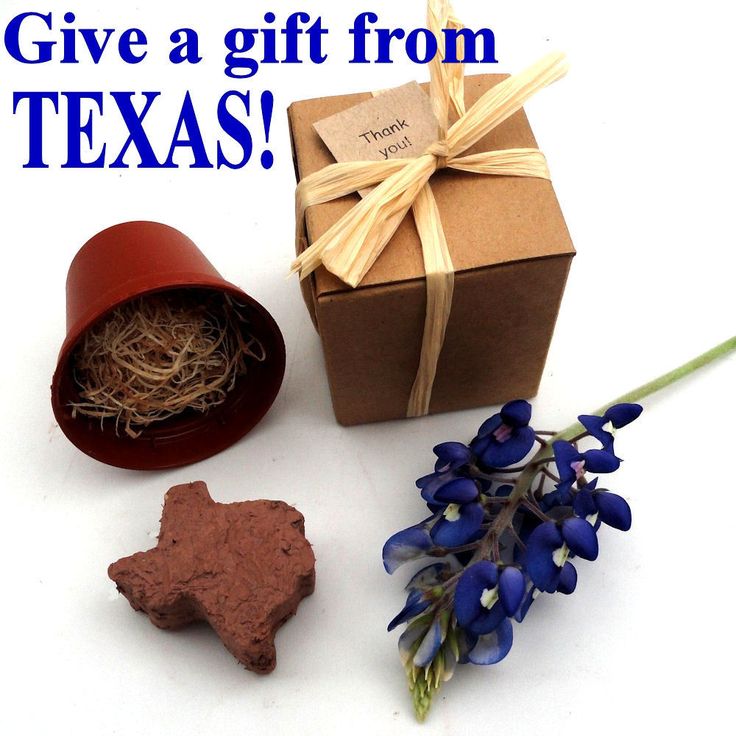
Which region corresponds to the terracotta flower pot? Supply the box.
[51,221,286,470]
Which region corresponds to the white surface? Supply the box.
[1,1,734,734]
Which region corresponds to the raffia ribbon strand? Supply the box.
[408,184,454,417]
[292,0,568,417]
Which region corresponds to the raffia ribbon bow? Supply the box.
[292,0,569,417]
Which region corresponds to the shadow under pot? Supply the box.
[51,221,286,470]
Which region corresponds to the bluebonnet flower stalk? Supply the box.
[383,337,735,721]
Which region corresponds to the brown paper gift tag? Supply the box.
[313,81,440,175]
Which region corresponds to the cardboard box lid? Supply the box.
[288,74,575,298]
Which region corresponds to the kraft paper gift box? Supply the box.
[287,74,575,426]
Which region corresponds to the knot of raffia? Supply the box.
[425,140,451,171]
[290,1,569,418]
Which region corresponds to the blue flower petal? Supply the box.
[582,449,621,474]
[561,517,599,560]
[515,584,536,622]
[578,414,613,449]
[388,590,430,631]
[539,492,555,512]
[467,618,514,665]
[580,404,642,451]
[573,488,597,519]
[595,491,632,531]
[553,441,580,484]
[413,618,443,668]
[476,477,493,494]
[556,561,578,594]
[475,413,503,439]
[541,485,574,511]
[456,628,478,665]
[469,435,491,458]
[382,523,435,574]
[478,425,536,468]
[498,567,525,616]
[434,477,479,504]
[606,403,643,428]
[430,503,484,547]
[417,468,462,489]
[500,400,532,427]
[454,561,498,629]
[417,470,457,504]
[433,441,473,472]
[517,513,542,545]
[468,601,507,636]
[416,471,439,489]
[526,521,564,593]
[495,484,514,498]
[579,414,606,435]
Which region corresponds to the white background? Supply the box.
[1,1,734,734]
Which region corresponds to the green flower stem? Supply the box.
[505,335,736,510]
[555,335,736,443]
